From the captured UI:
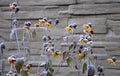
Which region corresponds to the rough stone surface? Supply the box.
[0,0,120,76]
[58,4,120,15]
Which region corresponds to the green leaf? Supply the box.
[49,68,54,74]
[66,57,73,66]
[89,57,94,64]
[69,44,74,51]
[82,62,87,74]
[32,30,36,38]
[15,64,22,73]
[47,71,52,76]
[46,67,54,76]
[21,70,29,76]
[63,51,69,59]
[15,57,24,73]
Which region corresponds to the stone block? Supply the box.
[107,20,120,35]
[66,4,120,15]
[0,0,75,6]
[77,0,120,4]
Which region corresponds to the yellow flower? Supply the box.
[45,22,53,28]
[83,24,92,32]
[34,23,40,27]
[52,51,61,58]
[83,38,88,43]
[39,19,47,26]
[65,26,74,33]
[79,38,88,44]
[107,58,116,66]
[78,53,85,59]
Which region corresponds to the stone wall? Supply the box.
[0,0,120,76]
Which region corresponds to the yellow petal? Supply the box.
[45,22,52,28]
[83,39,88,43]
[34,23,40,27]
[79,53,85,59]
[83,24,92,32]
[65,26,74,33]
[39,20,46,26]
[52,52,61,58]
[107,58,114,63]
[107,58,116,65]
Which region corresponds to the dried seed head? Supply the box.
[55,18,59,25]
[47,19,52,24]
[88,65,95,76]
[88,22,92,27]
[12,2,17,7]
[43,17,47,22]
[112,56,117,62]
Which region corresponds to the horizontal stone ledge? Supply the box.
[77,0,120,4]
[1,5,67,12]
[60,4,120,15]
[0,0,76,6]
[2,11,70,19]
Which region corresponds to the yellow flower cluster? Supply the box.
[39,19,52,28]
[65,26,74,33]
[76,49,86,60]
[65,23,77,33]
[107,58,116,66]
[52,51,62,58]
[107,57,117,66]
[83,23,94,37]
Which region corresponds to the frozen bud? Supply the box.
[68,24,73,28]
[51,43,54,47]
[0,42,5,50]
[55,18,59,25]
[112,56,117,62]
[93,54,97,60]
[11,55,17,58]
[15,7,19,13]
[88,65,95,76]
[47,19,52,24]
[86,35,92,41]
[97,65,104,73]
[24,21,31,26]
[42,36,48,42]
[43,43,48,48]
[12,19,17,26]
[79,35,84,39]
[6,70,14,76]
[40,70,47,76]
[72,23,77,29]
[43,17,47,22]
[63,36,68,41]
[0,42,5,54]
[88,22,92,27]
[12,2,17,7]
